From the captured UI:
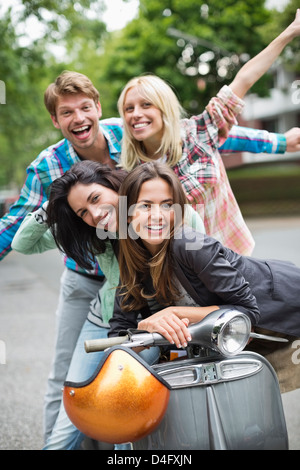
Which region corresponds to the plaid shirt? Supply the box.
[173,85,255,255]
[0,118,123,275]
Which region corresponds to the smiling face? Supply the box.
[129,178,175,255]
[51,93,102,154]
[67,182,119,232]
[123,87,164,155]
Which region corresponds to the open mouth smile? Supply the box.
[97,211,113,229]
[132,122,150,130]
[72,125,92,139]
[146,224,166,236]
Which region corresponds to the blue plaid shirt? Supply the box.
[0,118,123,275]
[220,125,286,154]
[1,115,286,271]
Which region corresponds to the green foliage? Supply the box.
[97,0,272,116]
[0,9,48,186]
[0,0,107,187]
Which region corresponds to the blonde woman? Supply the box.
[118,10,300,256]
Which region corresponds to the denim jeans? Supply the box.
[44,318,160,450]
[44,269,105,441]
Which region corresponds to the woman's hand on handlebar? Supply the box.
[137,307,191,349]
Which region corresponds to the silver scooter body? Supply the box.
[84,308,289,450]
[133,352,288,450]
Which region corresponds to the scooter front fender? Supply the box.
[133,351,288,450]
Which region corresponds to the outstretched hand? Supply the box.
[230,9,300,99]
[285,127,300,153]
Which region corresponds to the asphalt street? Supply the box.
[0,217,300,450]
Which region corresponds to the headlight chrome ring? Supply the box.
[212,310,251,356]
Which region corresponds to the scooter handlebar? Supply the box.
[84,309,289,354]
[85,335,129,353]
[85,330,168,353]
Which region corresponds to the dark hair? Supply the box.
[47,160,128,269]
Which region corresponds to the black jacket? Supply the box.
[109,227,300,337]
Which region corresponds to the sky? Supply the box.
[102,0,139,31]
[266,0,290,10]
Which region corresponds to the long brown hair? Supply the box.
[118,162,188,311]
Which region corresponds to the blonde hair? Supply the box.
[117,75,185,171]
[44,71,100,116]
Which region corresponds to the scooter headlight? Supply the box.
[212,310,251,356]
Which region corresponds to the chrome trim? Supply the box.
[158,357,263,389]
[211,311,251,356]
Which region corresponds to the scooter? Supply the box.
[63,308,289,450]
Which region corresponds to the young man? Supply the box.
[2,70,300,443]
[0,71,122,441]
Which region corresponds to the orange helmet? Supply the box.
[63,347,170,444]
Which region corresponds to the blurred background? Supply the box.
[1,0,300,450]
[1,0,300,217]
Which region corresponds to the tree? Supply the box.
[0,9,50,186]
[97,0,272,117]
[0,0,108,187]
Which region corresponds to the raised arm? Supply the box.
[230,9,300,98]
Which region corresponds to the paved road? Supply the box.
[0,248,63,450]
[0,217,300,450]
